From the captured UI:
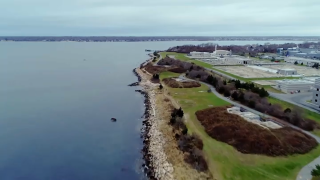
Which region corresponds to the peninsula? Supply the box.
[135,42,320,180]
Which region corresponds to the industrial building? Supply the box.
[189,45,232,58]
[276,79,314,93]
[284,46,320,59]
[277,69,298,75]
[284,56,320,67]
[190,51,212,58]
[200,56,253,65]
[312,78,320,106]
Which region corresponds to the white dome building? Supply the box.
[212,45,231,56]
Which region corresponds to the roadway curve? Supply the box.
[178,75,320,180]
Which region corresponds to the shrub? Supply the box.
[170,117,176,125]
[182,127,188,135]
[224,90,231,97]
[284,108,291,113]
[192,134,203,150]
[231,91,239,100]
[248,100,256,108]
[218,86,225,94]
[184,148,208,172]
[177,107,184,117]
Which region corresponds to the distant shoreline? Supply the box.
[0,36,319,42]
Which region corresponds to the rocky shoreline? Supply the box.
[132,67,174,180]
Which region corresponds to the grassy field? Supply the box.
[160,52,300,82]
[159,71,320,180]
[263,85,284,94]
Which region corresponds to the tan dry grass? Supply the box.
[154,89,213,180]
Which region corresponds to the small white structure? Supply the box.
[227,107,282,129]
[312,78,320,106]
[277,69,298,75]
[212,45,231,56]
[276,79,314,93]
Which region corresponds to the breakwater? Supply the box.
[132,68,174,180]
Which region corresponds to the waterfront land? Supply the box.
[158,70,320,180]
[139,50,320,180]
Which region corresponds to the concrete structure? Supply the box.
[312,78,320,106]
[227,107,282,129]
[277,69,298,75]
[189,45,232,58]
[190,51,212,58]
[284,56,320,67]
[276,79,314,93]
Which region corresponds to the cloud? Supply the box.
[0,0,319,36]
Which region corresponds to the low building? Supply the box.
[216,56,253,65]
[212,50,231,56]
[312,78,320,106]
[276,79,314,93]
[190,45,232,58]
[277,69,298,75]
[284,56,320,67]
[277,48,284,55]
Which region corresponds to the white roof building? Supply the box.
[277,69,298,75]
[284,57,320,66]
[276,79,314,93]
[189,45,232,58]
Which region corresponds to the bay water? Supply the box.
[0,40,303,180]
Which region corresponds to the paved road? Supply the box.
[269,92,320,113]
[178,75,320,180]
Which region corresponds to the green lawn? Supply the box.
[160,71,320,180]
[160,52,300,82]
[159,71,180,80]
[262,85,284,94]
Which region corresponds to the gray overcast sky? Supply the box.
[0,0,319,36]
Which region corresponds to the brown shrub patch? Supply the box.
[144,63,168,74]
[195,107,317,156]
[163,78,201,88]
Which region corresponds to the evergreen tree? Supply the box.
[311,164,320,177]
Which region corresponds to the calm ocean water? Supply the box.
[0,40,304,180]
